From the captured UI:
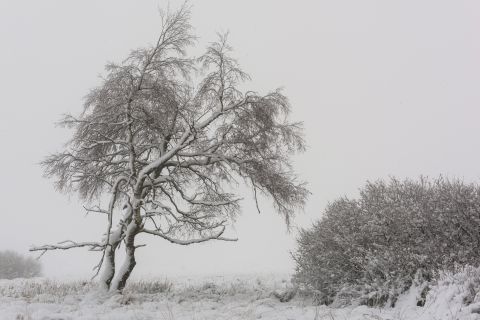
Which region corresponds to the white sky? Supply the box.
[0,0,479,278]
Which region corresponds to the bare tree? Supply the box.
[31,4,308,292]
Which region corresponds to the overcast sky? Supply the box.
[1,0,479,279]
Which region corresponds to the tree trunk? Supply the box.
[109,219,140,292]
[99,228,122,291]
[100,203,134,291]
[99,245,115,291]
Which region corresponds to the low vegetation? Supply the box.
[2,270,480,319]
[294,177,480,306]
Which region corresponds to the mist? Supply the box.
[1,0,479,280]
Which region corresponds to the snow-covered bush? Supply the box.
[293,177,480,306]
[0,251,41,279]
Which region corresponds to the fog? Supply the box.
[0,0,479,278]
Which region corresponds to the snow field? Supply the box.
[1,269,480,320]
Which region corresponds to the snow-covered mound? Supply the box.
[393,265,480,320]
[1,269,480,320]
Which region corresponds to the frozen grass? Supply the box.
[0,278,93,301]
[1,270,480,319]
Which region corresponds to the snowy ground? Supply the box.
[1,271,480,320]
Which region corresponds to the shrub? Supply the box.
[0,251,42,279]
[293,177,480,306]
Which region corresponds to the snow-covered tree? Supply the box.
[0,251,41,279]
[31,5,308,292]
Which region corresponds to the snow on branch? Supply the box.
[142,226,237,245]
[30,241,105,257]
